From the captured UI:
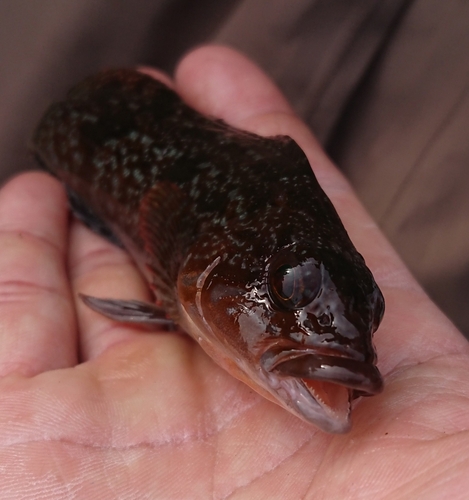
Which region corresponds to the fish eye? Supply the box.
[269,256,322,309]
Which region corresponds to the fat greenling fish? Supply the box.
[31,69,385,433]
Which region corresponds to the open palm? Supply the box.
[0,46,468,499]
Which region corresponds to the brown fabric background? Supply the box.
[331,0,469,335]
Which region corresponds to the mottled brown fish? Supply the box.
[31,69,384,433]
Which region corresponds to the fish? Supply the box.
[31,69,385,433]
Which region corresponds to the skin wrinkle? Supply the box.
[45,440,77,500]
[208,437,217,500]
[382,440,469,500]
[0,280,65,301]
[0,228,70,308]
[364,380,469,440]
[101,449,129,500]
[68,245,134,279]
[304,452,379,500]
[0,362,46,378]
[1,397,279,498]
[0,226,65,257]
[0,394,107,448]
[1,437,192,453]
[302,442,328,500]
[303,381,469,499]
[0,402,235,451]
[4,446,103,500]
[204,374,219,500]
[221,435,316,500]
[27,394,260,452]
[207,386,262,434]
[76,322,154,358]
[387,352,469,386]
[212,403,318,497]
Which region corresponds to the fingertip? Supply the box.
[137,66,174,88]
[0,171,68,251]
[1,170,64,202]
[175,44,292,125]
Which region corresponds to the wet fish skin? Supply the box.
[31,69,385,433]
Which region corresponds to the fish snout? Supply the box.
[260,346,384,396]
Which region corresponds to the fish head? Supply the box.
[177,213,384,433]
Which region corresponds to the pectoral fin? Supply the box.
[79,293,175,329]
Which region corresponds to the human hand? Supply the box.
[0,46,468,499]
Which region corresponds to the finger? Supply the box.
[0,172,77,375]
[68,219,158,361]
[137,66,174,88]
[175,46,469,372]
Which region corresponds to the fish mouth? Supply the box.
[260,347,383,433]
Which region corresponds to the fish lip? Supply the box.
[261,347,384,396]
[265,374,352,433]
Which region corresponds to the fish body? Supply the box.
[32,69,384,433]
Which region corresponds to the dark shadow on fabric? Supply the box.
[140,0,240,73]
